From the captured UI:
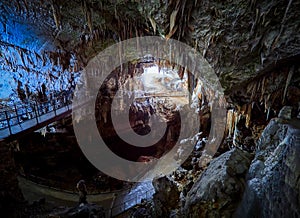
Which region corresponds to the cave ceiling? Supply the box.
[0,0,299,105]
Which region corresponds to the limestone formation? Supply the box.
[278,106,293,120]
[184,148,253,218]
[235,118,300,217]
[152,175,181,217]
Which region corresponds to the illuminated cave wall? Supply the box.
[0,5,80,103]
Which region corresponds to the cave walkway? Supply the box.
[0,91,75,140]
[19,175,154,217]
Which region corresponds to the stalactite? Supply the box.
[22,0,29,13]
[34,51,42,62]
[42,52,46,66]
[93,29,99,41]
[14,0,21,13]
[51,0,61,30]
[272,0,293,49]
[250,81,258,101]
[226,109,235,137]
[87,8,93,33]
[266,106,271,121]
[282,66,294,104]
[26,54,34,67]
[261,75,266,98]
[136,28,140,52]
[73,61,78,72]
[245,104,252,128]
[4,56,12,69]
[82,0,93,33]
[17,49,26,67]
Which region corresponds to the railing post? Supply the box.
[109,193,117,218]
[53,99,57,116]
[35,100,40,116]
[67,99,70,111]
[5,111,12,135]
[25,106,29,119]
[33,103,39,124]
[14,104,20,124]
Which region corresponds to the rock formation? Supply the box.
[184,148,253,217]
[235,117,300,217]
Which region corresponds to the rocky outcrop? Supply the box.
[152,175,181,217]
[184,148,252,217]
[235,118,300,217]
[278,106,293,120]
[184,148,253,218]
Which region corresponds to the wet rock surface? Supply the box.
[184,148,253,218]
[235,118,300,218]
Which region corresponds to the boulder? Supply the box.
[278,106,293,120]
[235,118,300,217]
[152,175,181,217]
[184,148,253,218]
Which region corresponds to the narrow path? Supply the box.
[18,176,154,217]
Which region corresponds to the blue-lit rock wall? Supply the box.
[0,42,80,102]
[0,2,81,104]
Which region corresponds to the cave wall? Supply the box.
[235,117,300,217]
[1,0,299,105]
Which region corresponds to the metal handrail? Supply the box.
[109,186,154,217]
[19,172,132,195]
[0,91,73,134]
[19,172,154,217]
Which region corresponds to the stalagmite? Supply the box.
[225,109,234,137]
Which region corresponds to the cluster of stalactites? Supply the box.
[0,41,82,102]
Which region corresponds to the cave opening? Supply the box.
[12,57,214,201]
[95,58,190,162]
